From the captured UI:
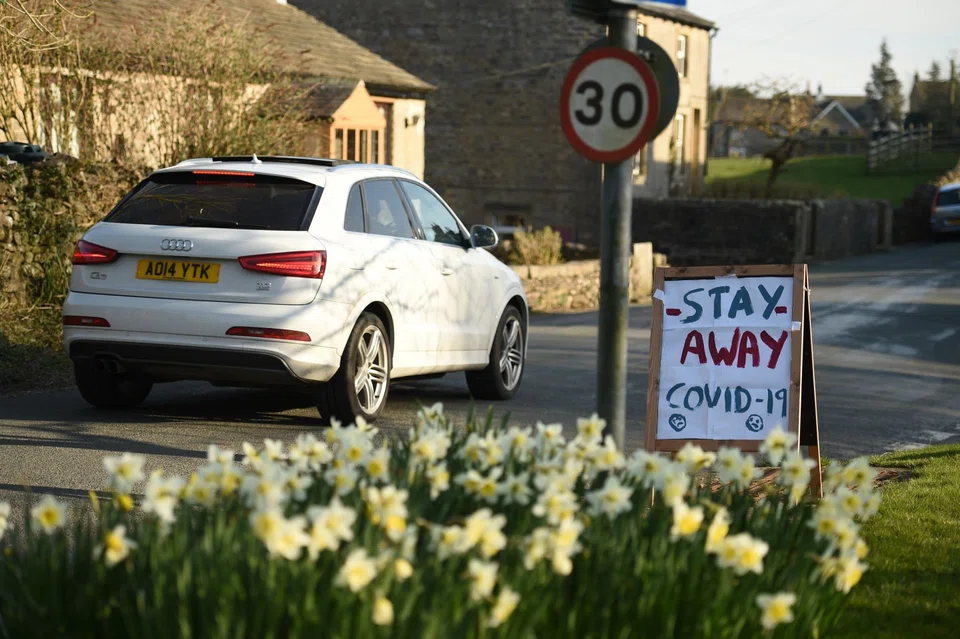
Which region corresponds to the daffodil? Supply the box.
[262,438,286,463]
[461,433,486,465]
[830,487,863,519]
[756,592,796,630]
[241,469,287,510]
[290,433,333,471]
[307,497,357,543]
[372,595,394,626]
[532,487,578,526]
[206,445,235,467]
[455,469,484,495]
[576,414,605,443]
[717,533,769,575]
[625,449,666,487]
[219,464,243,497]
[365,485,409,527]
[365,447,391,483]
[98,524,136,566]
[842,457,877,489]
[324,466,359,496]
[778,450,815,488]
[306,518,339,558]
[263,515,309,561]
[394,558,414,581]
[589,435,626,474]
[335,548,378,592]
[250,508,284,542]
[488,587,520,628]
[661,467,691,506]
[477,467,504,504]
[705,507,730,553]
[714,447,746,485]
[670,500,704,540]
[426,462,451,499]
[550,516,584,557]
[0,502,10,540]
[860,491,882,520]
[435,525,464,559]
[338,429,373,467]
[854,538,869,560]
[502,472,533,506]
[114,493,134,512]
[734,453,761,490]
[675,443,716,474]
[809,505,843,541]
[759,426,797,466]
[522,527,552,570]
[481,433,506,469]
[142,470,185,524]
[186,477,218,508]
[831,517,859,554]
[103,452,146,493]
[536,421,566,451]
[460,509,507,558]
[468,559,498,601]
[834,555,867,593]
[586,476,633,519]
[501,426,534,459]
[418,402,444,427]
[241,442,264,471]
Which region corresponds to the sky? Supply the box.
[681,0,960,99]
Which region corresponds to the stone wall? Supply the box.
[631,197,893,266]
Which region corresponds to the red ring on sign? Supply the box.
[559,46,662,164]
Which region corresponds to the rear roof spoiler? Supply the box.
[210,155,357,167]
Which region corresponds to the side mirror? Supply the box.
[470,224,498,249]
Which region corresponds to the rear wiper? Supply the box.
[184,216,269,230]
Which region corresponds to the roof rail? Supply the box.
[328,162,419,179]
[210,155,358,167]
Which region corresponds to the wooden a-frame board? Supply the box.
[645,264,823,498]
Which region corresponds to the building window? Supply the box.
[347,130,356,161]
[371,130,380,164]
[677,35,688,78]
[632,145,647,178]
[674,114,686,173]
[360,130,368,163]
[636,21,645,37]
[332,128,384,162]
[334,129,344,159]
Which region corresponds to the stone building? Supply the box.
[292,0,715,244]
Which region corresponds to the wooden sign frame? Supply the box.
[645,264,822,497]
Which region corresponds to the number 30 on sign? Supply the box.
[560,46,661,163]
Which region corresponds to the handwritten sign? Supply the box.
[657,276,795,440]
[645,265,823,497]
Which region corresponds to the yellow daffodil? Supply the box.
[394,558,414,581]
[705,507,730,553]
[426,463,451,499]
[488,587,520,628]
[372,595,394,626]
[834,555,867,593]
[756,592,796,630]
[99,524,136,566]
[335,548,378,592]
[670,500,704,540]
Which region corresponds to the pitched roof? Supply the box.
[74,0,433,95]
[305,80,359,118]
[637,3,716,30]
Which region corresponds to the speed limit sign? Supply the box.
[559,46,661,163]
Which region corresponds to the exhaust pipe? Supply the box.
[94,355,125,375]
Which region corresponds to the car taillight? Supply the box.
[932,191,939,214]
[72,240,119,265]
[238,250,326,279]
[225,326,311,342]
[63,315,111,327]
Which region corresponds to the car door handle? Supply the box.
[385,263,399,270]
[440,266,453,276]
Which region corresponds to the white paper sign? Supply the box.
[657,276,794,441]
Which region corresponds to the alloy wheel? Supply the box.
[498,316,524,391]
[354,325,389,414]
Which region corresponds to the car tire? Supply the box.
[317,312,391,425]
[466,306,525,401]
[74,360,153,409]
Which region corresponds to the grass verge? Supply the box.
[0,305,70,394]
[832,444,960,638]
[706,153,959,206]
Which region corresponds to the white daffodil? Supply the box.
[364,485,409,527]
[675,443,716,474]
[98,524,136,566]
[418,402,444,428]
[394,558,414,581]
[426,462,451,499]
[411,429,451,466]
[338,429,373,467]
[830,487,864,519]
[860,490,882,520]
[714,447,747,485]
[324,465,359,496]
[589,435,626,475]
[660,466,691,506]
[576,414,605,443]
[30,494,67,534]
[461,433,486,466]
[532,487,578,526]
[586,476,633,519]
[536,422,566,452]
[241,467,287,509]
[503,472,533,506]
[477,467,504,504]
[0,502,10,540]
[834,555,867,593]
[842,457,877,490]
[263,515,309,561]
[455,469,484,496]
[335,548,378,592]
[219,464,244,498]
[481,433,506,469]
[759,426,797,467]
[459,508,507,556]
[831,518,860,554]
[103,452,146,493]
[716,533,769,576]
[263,438,286,463]
[549,517,584,576]
[308,497,357,543]
[143,470,186,524]
[435,525,465,559]
[670,500,704,540]
[186,476,218,508]
[522,527,552,570]
[250,507,285,542]
[282,470,313,502]
[809,503,845,541]
[289,433,333,471]
[779,451,816,488]
[206,445,235,467]
[365,446,391,483]
[625,449,667,487]
[241,442,263,471]
[501,426,535,460]
[734,454,761,490]
[468,559,498,601]
[488,587,520,628]
[756,592,796,630]
[705,507,730,553]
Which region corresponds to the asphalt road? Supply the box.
[1,242,959,511]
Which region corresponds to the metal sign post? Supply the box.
[561,1,666,450]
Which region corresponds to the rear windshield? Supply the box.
[938,187,960,207]
[104,171,320,231]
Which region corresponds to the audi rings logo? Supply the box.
[161,239,193,251]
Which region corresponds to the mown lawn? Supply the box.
[833,444,960,638]
[706,153,959,206]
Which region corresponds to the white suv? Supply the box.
[931,182,960,240]
[63,156,528,424]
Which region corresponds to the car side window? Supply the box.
[344,183,365,233]
[362,180,415,239]
[399,181,465,247]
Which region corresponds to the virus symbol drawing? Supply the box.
[668,413,687,432]
[745,414,764,433]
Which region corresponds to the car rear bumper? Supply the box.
[63,291,347,383]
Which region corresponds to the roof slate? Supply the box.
[74,0,433,95]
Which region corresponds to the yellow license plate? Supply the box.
[136,259,221,283]
[946,219,960,226]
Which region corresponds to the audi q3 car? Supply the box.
[63,156,528,424]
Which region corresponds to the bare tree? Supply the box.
[0,0,85,52]
[742,79,815,197]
